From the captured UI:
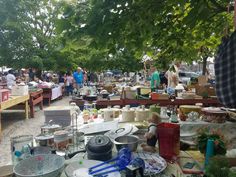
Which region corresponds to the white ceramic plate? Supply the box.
[104,124,135,140]
[65,160,121,177]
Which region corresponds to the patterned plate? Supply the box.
[133,152,167,175]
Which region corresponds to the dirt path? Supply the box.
[0,96,71,166]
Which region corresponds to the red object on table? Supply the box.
[0,89,9,102]
[157,123,180,160]
[150,92,158,100]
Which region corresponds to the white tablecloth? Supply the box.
[51,86,62,100]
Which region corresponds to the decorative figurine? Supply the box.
[141,112,161,152]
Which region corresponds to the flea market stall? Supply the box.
[2,79,236,177]
[3,100,236,177]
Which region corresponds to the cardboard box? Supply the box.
[151,92,169,100]
[11,85,29,96]
[0,89,9,102]
[198,75,208,85]
[124,90,136,99]
[195,84,216,97]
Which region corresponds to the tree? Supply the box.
[0,0,65,70]
[1,0,235,72]
[65,0,234,69]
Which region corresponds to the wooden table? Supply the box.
[72,97,222,109]
[42,86,62,105]
[0,82,7,89]
[123,98,222,107]
[0,95,29,137]
[29,89,43,118]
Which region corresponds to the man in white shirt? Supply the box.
[165,62,180,88]
[6,70,16,89]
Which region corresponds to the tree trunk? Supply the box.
[202,56,207,75]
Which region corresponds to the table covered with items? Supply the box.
[37,82,63,105]
[71,83,222,110]
[2,100,236,177]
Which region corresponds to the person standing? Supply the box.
[89,72,98,83]
[28,68,35,82]
[150,65,160,92]
[6,69,16,89]
[83,69,88,86]
[165,61,180,88]
[73,67,84,89]
[65,72,74,96]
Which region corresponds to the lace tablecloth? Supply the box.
[180,120,236,148]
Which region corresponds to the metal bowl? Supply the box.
[13,154,65,177]
[114,135,139,152]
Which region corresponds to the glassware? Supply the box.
[70,102,82,145]
[11,135,33,165]
[160,107,168,117]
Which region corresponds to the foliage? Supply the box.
[0,0,65,70]
[1,0,236,72]
[205,157,236,177]
[81,0,233,62]
[205,158,230,177]
[197,128,227,155]
[27,56,43,70]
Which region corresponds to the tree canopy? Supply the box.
[0,0,235,72]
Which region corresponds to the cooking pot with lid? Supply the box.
[41,124,61,135]
[86,135,113,161]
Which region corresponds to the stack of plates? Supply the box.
[44,106,71,127]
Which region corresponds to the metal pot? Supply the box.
[86,148,112,161]
[32,146,52,155]
[86,135,113,161]
[83,95,97,101]
[41,124,61,135]
[102,93,109,99]
[114,135,139,152]
[35,134,54,147]
[86,135,113,153]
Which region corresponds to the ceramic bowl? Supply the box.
[13,154,65,177]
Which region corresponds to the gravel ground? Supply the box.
[0,96,71,166]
